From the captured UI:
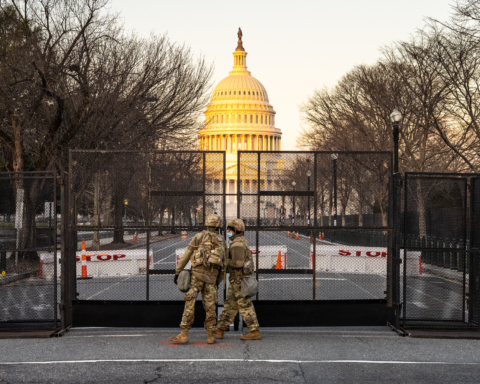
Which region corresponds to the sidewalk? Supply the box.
[1,326,480,383]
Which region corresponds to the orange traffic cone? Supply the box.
[133,231,137,243]
[275,250,282,269]
[319,233,321,240]
[81,238,87,278]
[296,232,299,240]
[287,231,290,237]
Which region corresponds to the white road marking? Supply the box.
[259,277,347,281]
[1,359,479,365]
[67,335,149,338]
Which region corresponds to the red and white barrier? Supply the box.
[39,249,153,279]
[175,245,288,270]
[309,245,422,275]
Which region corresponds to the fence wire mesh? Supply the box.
[69,151,226,303]
[0,173,59,326]
[236,151,392,302]
[400,173,479,329]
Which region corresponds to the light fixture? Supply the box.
[390,108,403,123]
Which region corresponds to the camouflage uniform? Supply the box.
[217,220,260,333]
[176,226,227,331]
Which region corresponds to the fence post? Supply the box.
[458,239,465,273]
[426,236,432,265]
[421,236,426,264]
[451,238,458,271]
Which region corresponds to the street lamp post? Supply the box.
[292,181,296,225]
[282,188,285,225]
[331,154,338,227]
[390,108,402,173]
[307,170,311,226]
[123,199,128,221]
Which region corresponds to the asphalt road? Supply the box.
[0,231,467,323]
[1,327,480,383]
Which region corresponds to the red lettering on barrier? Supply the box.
[356,251,361,257]
[86,255,93,261]
[366,251,381,257]
[338,250,351,256]
[76,256,80,262]
[381,252,387,257]
[113,254,126,260]
[97,254,111,261]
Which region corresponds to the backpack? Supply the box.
[232,236,254,275]
[191,230,225,269]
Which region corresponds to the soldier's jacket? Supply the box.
[227,234,253,279]
[176,229,227,285]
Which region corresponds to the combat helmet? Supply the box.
[205,214,222,228]
[227,218,245,233]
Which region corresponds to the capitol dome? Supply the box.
[199,29,282,153]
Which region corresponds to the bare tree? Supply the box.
[0,0,212,257]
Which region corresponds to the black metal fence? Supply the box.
[395,173,480,331]
[3,151,480,332]
[0,172,59,330]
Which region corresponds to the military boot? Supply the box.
[169,328,189,344]
[240,330,261,340]
[213,329,224,339]
[207,330,215,344]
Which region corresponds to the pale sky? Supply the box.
[110,0,453,149]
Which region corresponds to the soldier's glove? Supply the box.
[174,274,178,285]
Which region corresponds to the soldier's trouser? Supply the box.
[217,277,260,332]
[180,275,218,331]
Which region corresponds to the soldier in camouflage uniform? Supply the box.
[170,214,227,344]
[214,219,261,340]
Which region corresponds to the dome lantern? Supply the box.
[233,27,247,71]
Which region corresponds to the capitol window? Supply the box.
[250,115,253,123]
[261,115,263,124]
[243,91,246,95]
[248,91,250,95]
[255,115,258,123]
[244,115,247,123]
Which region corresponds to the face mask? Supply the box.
[227,232,233,238]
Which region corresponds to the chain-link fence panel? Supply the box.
[0,173,59,326]
[69,150,226,304]
[400,173,479,330]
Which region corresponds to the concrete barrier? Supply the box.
[39,249,153,279]
[175,245,288,270]
[309,245,422,275]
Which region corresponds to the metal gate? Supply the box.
[0,172,59,332]
[236,151,393,326]
[67,150,226,327]
[394,173,480,331]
